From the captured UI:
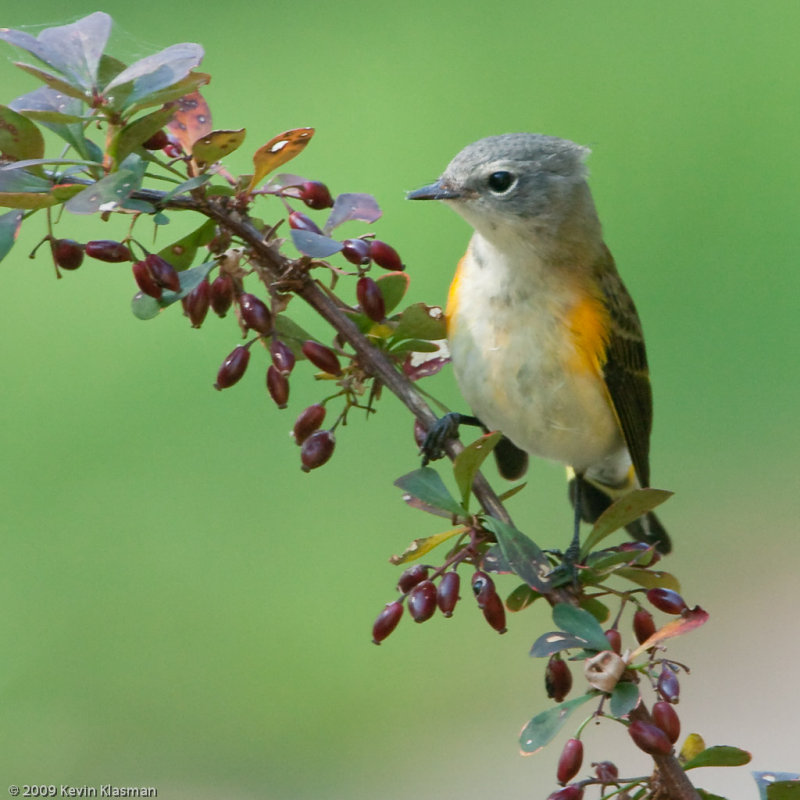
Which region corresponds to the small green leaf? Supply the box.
[519,693,596,754]
[394,467,465,517]
[389,526,466,565]
[389,338,441,354]
[506,583,541,612]
[756,773,800,800]
[13,63,89,101]
[156,218,216,269]
[609,681,639,717]
[683,745,752,770]
[453,431,503,509]
[273,315,313,354]
[0,105,45,162]
[529,631,594,658]
[65,169,140,214]
[578,596,610,624]
[482,516,551,593]
[0,209,24,262]
[392,302,447,341]
[498,482,527,502]
[580,488,673,557]
[552,604,610,651]
[767,784,800,800]
[375,271,409,313]
[160,174,214,203]
[125,72,211,113]
[615,567,681,591]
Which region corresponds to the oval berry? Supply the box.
[372,601,403,645]
[341,238,371,266]
[214,345,250,390]
[210,273,235,317]
[604,629,622,654]
[594,762,619,782]
[357,275,385,321]
[239,292,272,335]
[407,580,437,622]
[270,339,296,375]
[397,564,429,593]
[142,129,170,150]
[545,654,573,703]
[132,260,162,299]
[369,239,403,270]
[293,404,326,445]
[85,240,132,262]
[288,210,323,235]
[657,664,680,703]
[299,181,334,210]
[437,571,460,617]
[647,587,688,615]
[471,571,496,609]
[633,608,656,645]
[266,365,289,408]
[628,719,673,755]
[301,340,343,376]
[547,786,584,800]
[557,738,584,785]
[300,430,335,471]
[52,239,84,270]
[145,253,180,292]
[482,591,507,633]
[181,278,210,328]
[652,700,681,743]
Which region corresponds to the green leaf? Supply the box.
[697,791,729,800]
[767,784,800,800]
[65,169,141,214]
[0,209,25,262]
[0,167,52,194]
[578,596,610,624]
[131,260,215,320]
[615,567,681,591]
[394,467,465,517]
[126,72,211,114]
[112,106,176,165]
[519,693,596,754]
[375,271,409,314]
[192,128,246,166]
[273,314,313,354]
[580,488,673,558]
[552,604,610,651]
[683,745,752,770]
[0,105,45,163]
[389,338,441,354]
[530,630,595,657]
[389,526,466,565]
[156,218,216,269]
[392,302,447,341]
[453,431,503,509]
[609,681,639,717]
[498,482,528,502]
[757,774,800,800]
[506,583,541,612]
[13,63,89,101]
[482,516,551,593]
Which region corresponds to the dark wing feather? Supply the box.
[593,245,653,487]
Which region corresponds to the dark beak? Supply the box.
[406,179,463,201]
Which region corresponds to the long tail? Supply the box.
[568,474,671,554]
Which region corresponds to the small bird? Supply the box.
[408,133,669,556]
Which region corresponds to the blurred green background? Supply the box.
[1,1,798,797]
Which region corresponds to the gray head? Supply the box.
[408,133,601,249]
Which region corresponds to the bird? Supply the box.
[407,133,670,557]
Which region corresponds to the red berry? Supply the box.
[356,275,386,321]
[270,339,296,375]
[436,571,460,617]
[633,608,656,645]
[372,601,403,644]
[471,571,496,609]
[142,129,169,150]
[238,292,272,335]
[407,580,437,622]
[482,590,507,633]
[300,430,335,471]
[604,629,622,654]
[628,719,673,755]
[657,664,680,703]
[397,564,428,593]
[369,239,404,270]
[292,404,326,445]
[266,365,289,408]
[214,345,250,390]
[52,239,84,270]
[85,240,132,262]
[557,738,584,785]
[341,238,371,266]
[181,278,210,328]
[301,340,343,376]
[545,654,573,703]
[132,260,162,299]
[288,210,324,235]
[547,786,584,800]
[594,762,619,782]
[210,274,234,317]
[647,588,688,615]
[652,701,681,743]
[145,253,180,292]
[298,181,334,210]
[163,141,182,158]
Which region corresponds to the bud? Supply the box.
[545,654,572,703]
[372,601,403,645]
[132,260,162,298]
[266,365,289,408]
[292,404,326,445]
[628,719,673,756]
[647,587,689,615]
[356,275,386,321]
[369,239,404,270]
[407,580,437,622]
[85,240,132,262]
[142,129,169,150]
[298,180,334,209]
[145,253,180,292]
[288,210,324,235]
[652,700,681,743]
[301,340,343,376]
[633,608,656,645]
[604,629,622,654]
[341,238,371,266]
[556,738,584,785]
[300,430,335,471]
[214,345,250,390]
[270,339,296,375]
[436,571,460,617]
[397,564,428,593]
[547,786,584,800]
[593,761,619,783]
[657,664,680,703]
[52,239,84,270]
[584,651,626,693]
[482,591,507,633]
[181,278,210,328]
[471,571,496,609]
[210,274,235,317]
[239,292,272,335]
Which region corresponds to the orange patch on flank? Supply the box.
[566,292,611,374]
[445,253,468,335]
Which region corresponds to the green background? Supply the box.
[1,2,798,798]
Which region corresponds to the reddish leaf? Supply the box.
[631,606,709,658]
[166,91,212,154]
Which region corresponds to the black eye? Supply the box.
[487,171,515,193]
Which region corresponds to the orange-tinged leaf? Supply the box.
[631,606,709,658]
[389,526,466,565]
[166,91,212,154]
[248,128,314,191]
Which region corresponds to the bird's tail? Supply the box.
[568,474,671,554]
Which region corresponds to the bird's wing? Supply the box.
[594,245,653,487]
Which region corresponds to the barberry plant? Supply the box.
[0,14,796,800]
